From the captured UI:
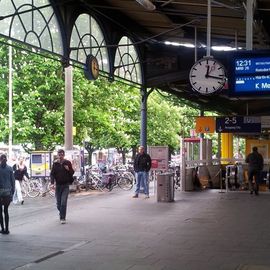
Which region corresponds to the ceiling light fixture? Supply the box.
[135,0,156,11]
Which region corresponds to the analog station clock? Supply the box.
[189,57,226,95]
[84,54,99,80]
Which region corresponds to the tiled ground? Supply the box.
[1,187,270,270]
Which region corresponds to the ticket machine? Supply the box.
[30,151,52,178]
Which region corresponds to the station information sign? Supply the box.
[216,116,261,133]
[148,146,169,171]
[230,51,270,95]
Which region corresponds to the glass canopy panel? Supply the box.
[70,13,109,73]
[114,36,142,84]
[0,0,63,55]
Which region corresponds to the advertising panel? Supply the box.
[148,146,169,171]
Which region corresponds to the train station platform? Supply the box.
[1,186,270,270]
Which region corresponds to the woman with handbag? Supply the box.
[12,157,29,205]
[0,154,15,234]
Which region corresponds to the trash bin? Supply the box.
[157,173,174,202]
[185,167,195,191]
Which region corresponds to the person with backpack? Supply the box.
[245,146,264,195]
[50,149,74,224]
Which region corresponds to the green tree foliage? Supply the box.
[73,70,141,163]
[147,91,200,155]
[12,50,64,150]
[0,41,199,157]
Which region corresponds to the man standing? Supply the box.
[245,146,264,195]
[133,146,152,199]
[50,149,74,224]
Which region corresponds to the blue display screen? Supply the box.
[235,75,270,92]
[230,51,270,95]
[235,57,270,74]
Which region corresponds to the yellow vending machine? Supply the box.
[30,151,52,178]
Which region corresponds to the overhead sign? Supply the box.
[195,117,215,133]
[230,51,270,96]
[216,116,261,133]
[234,56,270,92]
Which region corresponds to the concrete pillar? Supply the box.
[64,66,73,150]
[221,133,233,162]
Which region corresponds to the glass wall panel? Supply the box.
[70,13,109,73]
[0,0,63,55]
[114,36,142,84]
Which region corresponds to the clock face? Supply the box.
[84,55,99,80]
[91,57,99,79]
[189,57,226,94]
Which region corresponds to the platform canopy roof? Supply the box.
[88,0,270,116]
[0,0,270,117]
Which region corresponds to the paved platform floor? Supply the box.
[1,185,270,270]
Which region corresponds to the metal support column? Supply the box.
[246,0,254,50]
[217,132,221,162]
[140,87,147,149]
[8,41,13,160]
[200,110,204,139]
[140,87,154,151]
[206,0,211,56]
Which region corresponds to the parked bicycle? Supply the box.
[27,177,55,198]
[101,172,133,191]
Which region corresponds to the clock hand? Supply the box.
[205,65,210,77]
[206,74,224,80]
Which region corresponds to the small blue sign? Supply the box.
[216,116,261,133]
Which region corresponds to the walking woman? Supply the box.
[13,157,29,205]
[0,154,15,234]
[12,158,29,204]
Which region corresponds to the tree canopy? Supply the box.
[0,41,201,159]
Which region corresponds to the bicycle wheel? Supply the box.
[102,182,112,192]
[118,177,133,190]
[27,179,41,198]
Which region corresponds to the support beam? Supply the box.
[140,87,154,151]
[140,87,148,150]
[246,0,254,50]
[8,41,12,159]
[206,0,211,56]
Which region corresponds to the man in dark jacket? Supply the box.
[245,146,264,195]
[133,145,152,199]
[50,149,74,224]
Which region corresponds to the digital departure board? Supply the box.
[230,51,270,96]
